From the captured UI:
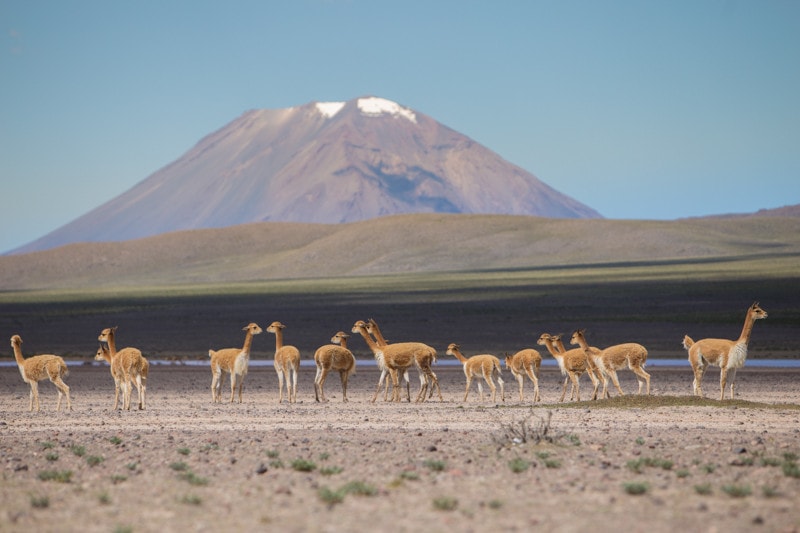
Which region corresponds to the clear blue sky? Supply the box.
[2,1,798,253]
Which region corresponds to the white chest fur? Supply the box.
[234,351,249,375]
[727,342,748,369]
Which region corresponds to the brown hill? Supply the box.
[2,213,799,291]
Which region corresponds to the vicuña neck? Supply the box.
[242,331,255,353]
[356,328,380,353]
[450,348,468,364]
[12,341,24,366]
[106,332,118,356]
[738,309,758,345]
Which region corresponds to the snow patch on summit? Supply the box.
[315,101,346,118]
[357,97,417,123]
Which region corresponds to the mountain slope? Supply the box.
[3,212,799,290]
[15,96,600,254]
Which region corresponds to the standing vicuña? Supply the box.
[351,320,416,402]
[683,302,767,400]
[10,335,71,412]
[95,344,125,410]
[446,343,505,403]
[366,318,442,402]
[504,348,542,402]
[209,322,262,403]
[98,327,148,410]
[313,331,356,402]
[536,333,599,402]
[366,318,411,401]
[570,329,650,397]
[267,321,300,403]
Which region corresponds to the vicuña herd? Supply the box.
[8,303,769,411]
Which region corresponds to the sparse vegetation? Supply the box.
[70,445,86,457]
[721,484,751,498]
[86,455,104,467]
[45,452,58,462]
[694,483,713,495]
[170,462,188,472]
[626,457,673,473]
[423,459,447,472]
[38,470,72,483]
[702,463,717,474]
[320,466,343,476]
[493,410,578,448]
[290,459,316,472]
[318,487,345,506]
[111,474,127,484]
[180,494,202,506]
[341,481,377,496]
[399,470,419,481]
[508,457,530,473]
[622,482,648,495]
[432,496,458,511]
[181,472,208,486]
[782,461,800,478]
[30,494,50,509]
[177,447,190,456]
[109,436,122,445]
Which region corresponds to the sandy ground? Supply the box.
[2,363,799,533]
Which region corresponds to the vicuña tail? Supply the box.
[682,335,694,350]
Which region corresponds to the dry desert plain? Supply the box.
[2,361,800,533]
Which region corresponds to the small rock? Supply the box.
[427,445,437,452]
[256,464,268,475]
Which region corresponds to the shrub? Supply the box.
[109,436,122,445]
[432,497,458,511]
[30,495,49,509]
[291,459,317,472]
[701,463,716,474]
[70,445,86,457]
[177,447,190,456]
[399,470,419,481]
[318,487,345,506]
[45,452,58,462]
[170,462,188,472]
[721,484,751,498]
[38,470,72,483]
[86,455,104,467]
[622,482,648,495]
[423,459,446,472]
[181,472,208,486]
[508,457,530,473]
[180,494,202,506]
[782,461,800,478]
[694,483,712,495]
[320,466,343,476]
[342,481,377,496]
